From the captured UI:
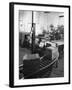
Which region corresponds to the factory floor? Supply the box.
[42,54,64,78]
[50,55,64,77]
[19,47,64,78]
[19,47,31,65]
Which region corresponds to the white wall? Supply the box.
[19,11,64,35]
[19,10,32,32]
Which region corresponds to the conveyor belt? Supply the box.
[19,55,57,79]
[40,55,52,68]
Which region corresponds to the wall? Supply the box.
[19,10,32,32]
[19,11,64,35]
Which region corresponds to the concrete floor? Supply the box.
[50,55,64,77]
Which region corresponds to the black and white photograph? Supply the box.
[19,10,64,79]
[9,2,70,87]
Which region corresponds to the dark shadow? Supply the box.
[5,84,9,87]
